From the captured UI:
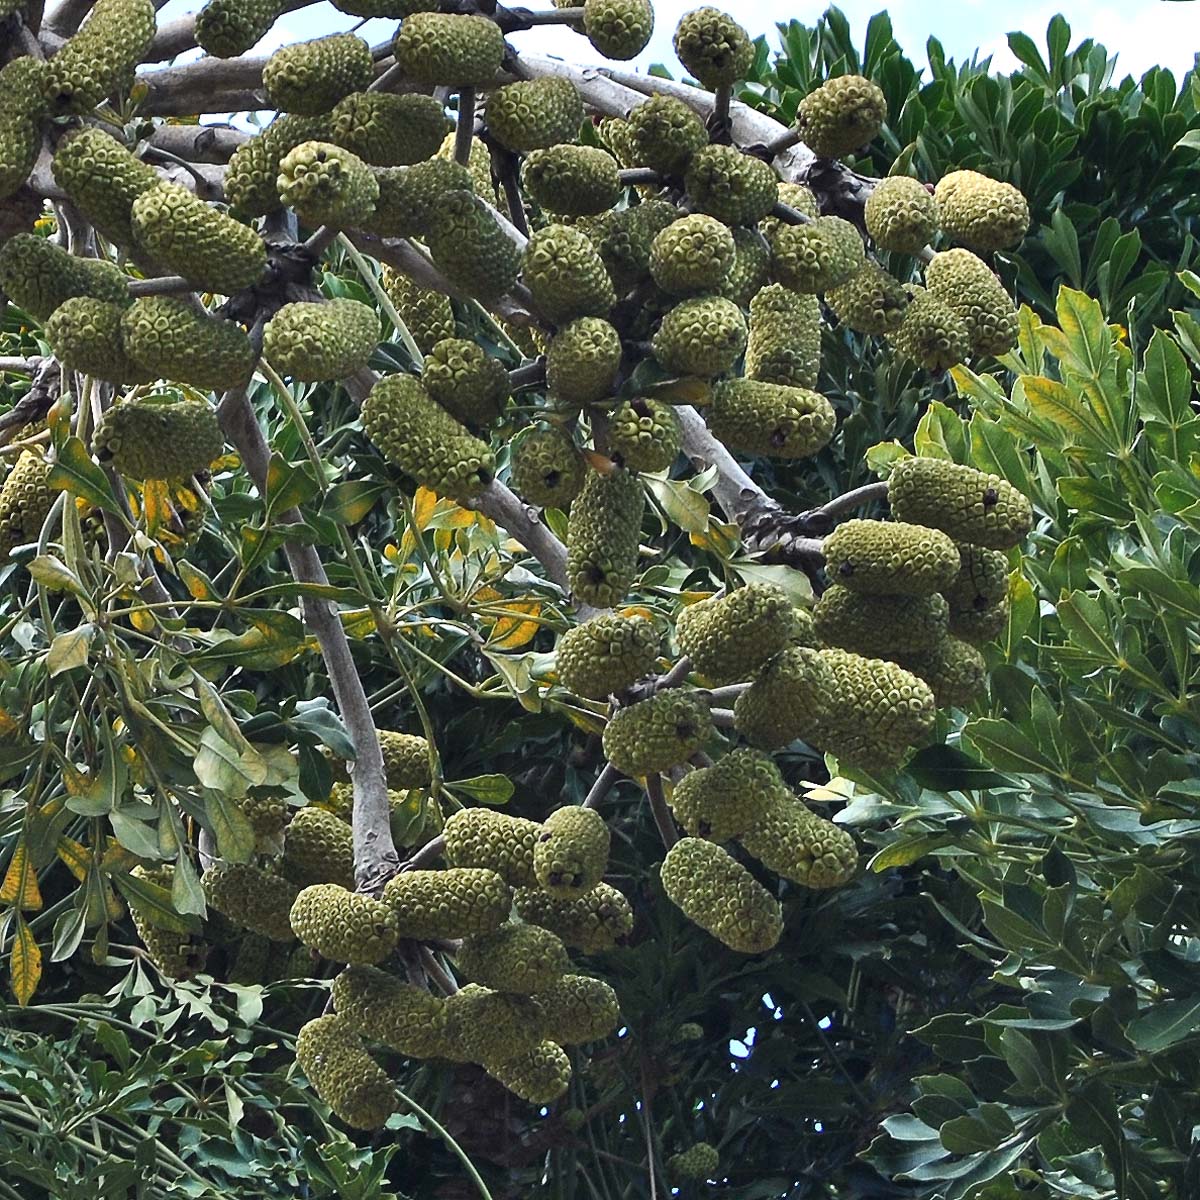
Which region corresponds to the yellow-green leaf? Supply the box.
[10,915,41,1005]
[0,841,42,910]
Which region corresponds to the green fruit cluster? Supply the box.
[393,13,505,86]
[283,807,355,890]
[534,806,610,898]
[545,316,622,404]
[263,33,373,116]
[738,794,858,888]
[289,882,399,964]
[650,214,735,295]
[566,467,644,606]
[92,397,223,481]
[652,295,747,377]
[330,92,450,167]
[557,613,660,699]
[426,191,521,301]
[676,583,796,683]
[523,145,622,217]
[43,0,156,115]
[443,807,542,887]
[669,1142,720,1181]
[602,690,713,776]
[332,964,447,1057]
[513,882,634,952]
[771,215,864,294]
[523,224,616,324]
[262,299,379,382]
[0,59,47,202]
[865,175,940,254]
[296,1014,396,1130]
[382,867,512,939]
[202,862,299,941]
[457,922,571,993]
[0,452,55,560]
[486,78,584,153]
[822,519,960,596]
[510,426,586,508]
[225,114,331,217]
[422,337,511,427]
[935,169,1030,253]
[668,748,781,841]
[121,297,256,390]
[707,378,836,458]
[796,74,887,159]
[52,128,160,249]
[0,234,128,321]
[672,7,753,88]
[276,140,379,227]
[196,0,286,57]
[608,398,681,472]
[745,284,821,389]
[382,269,455,351]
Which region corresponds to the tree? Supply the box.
[0,2,1198,1198]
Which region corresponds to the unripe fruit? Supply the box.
[673,7,754,88]
[602,690,714,776]
[510,427,587,509]
[556,613,660,699]
[534,805,610,898]
[796,74,887,159]
[277,140,379,227]
[296,1015,396,1129]
[486,78,585,153]
[522,145,622,217]
[42,0,156,116]
[289,883,399,964]
[650,215,736,295]
[262,299,379,382]
[652,295,747,377]
[566,467,644,607]
[707,378,836,458]
[627,95,708,176]
[935,169,1030,253]
[393,14,505,87]
[676,583,797,683]
[822,519,961,596]
[865,175,940,254]
[121,297,255,390]
[608,398,681,473]
[545,316,623,405]
[684,145,778,227]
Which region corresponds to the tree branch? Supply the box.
[44,0,94,37]
[144,124,248,163]
[644,774,678,850]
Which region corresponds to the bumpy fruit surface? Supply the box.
[378,730,432,789]
[283,807,355,890]
[443,808,542,887]
[46,298,148,383]
[0,234,128,321]
[738,795,858,888]
[650,215,735,295]
[684,145,778,227]
[888,456,1033,549]
[677,583,797,683]
[889,287,970,370]
[707,378,836,458]
[523,224,616,324]
[897,635,987,708]
[865,175,939,254]
[762,181,820,245]
[441,984,545,1065]
[382,867,512,939]
[822,519,960,596]
[276,140,378,226]
[367,158,475,239]
[534,806,610,899]
[514,882,634,952]
[296,1014,396,1130]
[673,7,753,87]
[43,0,156,115]
[0,452,54,560]
[608,399,681,472]
[202,862,298,941]
[130,866,207,979]
[532,974,621,1045]
[660,837,782,954]
[627,95,708,175]
[426,190,521,301]
[383,269,455,351]
[545,316,622,404]
[669,1142,720,1181]
[289,883,399,964]
[131,183,267,294]
[225,114,330,217]
[0,58,47,202]
[361,374,495,502]
[584,0,654,59]
[263,34,373,116]
[719,227,772,307]
[669,748,783,841]
[602,690,713,775]
[332,964,447,1057]
[393,13,505,86]
[826,261,909,335]
[949,593,1010,644]
[486,78,584,153]
[457,923,570,993]
[943,543,1010,615]
[438,130,496,199]
[745,284,821,389]
[510,427,586,508]
[592,199,679,289]
[52,128,160,248]
[556,613,660,699]
[330,91,450,166]
[732,645,835,750]
[814,585,949,657]
[652,295,747,377]
[487,1039,573,1104]
[935,169,1030,253]
[796,74,887,159]
[566,467,644,607]
[422,338,510,427]
[771,215,865,294]
[196,0,286,57]
[121,297,255,390]
[925,249,1018,357]
[90,399,220,482]
[263,299,378,382]
[522,145,621,217]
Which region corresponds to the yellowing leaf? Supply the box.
[412,486,439,530]
[0,708,20,739]
[0,841,42,910]
[486,599,543,651]
[618,605,655,620]
[11,915,41,1005]
[141,478,171,538]
[57,836,92,883]
[63,765,90,795]
[130,606,157,634]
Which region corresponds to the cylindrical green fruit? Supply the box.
[865,175,939,254]
[732,645,835,750]
[0,235,128,321]
[592,199,679,290]
[383,269,455,352]
[814,585,949,657]
[531,974,620,1045]
[627,95,708,176]
[92,399,223,481]
[393,13,505,86]
[366,158,475,239]
[826,261,909,335]
[924,249,1018,357]
[289,883,399,964]
[718,227,772,308]
[676,583,796,684]
[796,74,887,159]
[684,145,778,227]
[513,882,633,952]
[225,114,330,218]
[602,690,714,776]
[456,922,570,993]
[441,983,545,1065]
[660,837,783,954]
[263,299,379,382]
[0,58,48,202]
[761,181,820,248]
[745,283,821,389]
[443,807,542,887]
[943,543,1010,614]
[378,730,432,789]
[52,128,160,248]
[486,78,584,153]
[707,378,836,458]
[522,145,622,217]
[132,183,267,293]
[523,224,616,324]
[888,287,970,370]
[608,398,681,473]
[652,295,747,377]
[486,1039,573,1104]
[556,613,660,700]
[121,297,255,390]
[896,635,987,708]
[669,748,783,842]
[276,141,379,227]
[332,964,447,1058]
[129,865,207,979]
[887,456,1033,549]
[361,374,496,502]
[545,316,622,405]
[0,451,55,561]
[822,519,960,596]
[738,794,859,888]
[202,861,299,941]
[42,0,156,115]
[935,169,1030,253]
[196,0,287,57]
[296,1014,396,1130]
[673,7,754,87]
[426,190,522,301]
[282,806,355,890]
[381,867,512,939]
[534,805,610,899]
[566,467,644,607]
[45,298,151,385]
[263,33,373,116]
[330,91,451,167]
[771,215,864,294]
[584,0,654,59]
[669,1142,720,1181]
[949,593,1010,645]
[650,215,736,296]
[510,427,586,509]
[422,337,510,427]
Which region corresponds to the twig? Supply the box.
[0,357,37,374]
[488,139,530,237]
[644,774,678,850]
[762,126,805,158]
[657,656,692,690]
[770,200,814,226]
[618,168,662,187]
[399,834,446,872]
[704,683,750,705]
[368,61,408,93]
[454,87,476,167]
[418,945,459,996]
[127,275,198,297]
[710,84,733,144]
[798,481,890,532]
[708,708,736,728]
[582,763,621,810]
[43,0,95,36]
[508,360,546,390]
